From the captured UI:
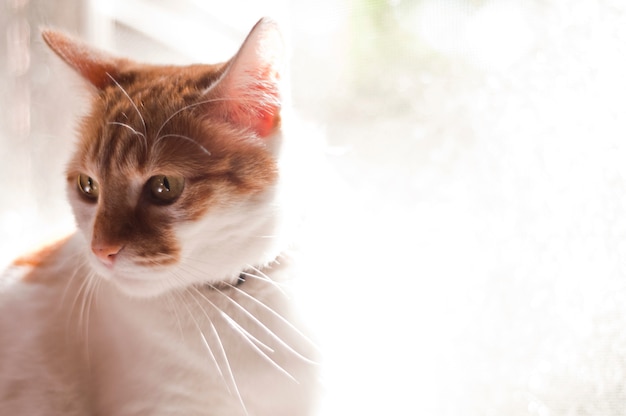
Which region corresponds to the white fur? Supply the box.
[0,106,320,416]
[0,232,319,415]
[0,18,319,415]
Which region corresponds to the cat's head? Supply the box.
[43,19,291,298]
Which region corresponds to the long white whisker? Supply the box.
[161,255,317,355]
[144,258,187,343]
[220,310,298,383]
[163,268,235,396]
[61,255,88,311]
[186,287,248,415]
[165,288,187,343]
[154,96,264,140]
[80,271,98,371]
[74,271,91,334]
[107,121,146,138]
[222,313,275,354]
[158,254,219,285]
[166,255,318,359]
[155,99,217,141]
[176,288,228,391]
[192,287,275,354]
[62,257,89,348]
[190,286,299,383]
[200,330,230,392]
[240,271,289,296]
[153,134,211,157]
[229,284,321,354]
[246,264,273,282]
[207,320,248,415]
[216,287,318,365]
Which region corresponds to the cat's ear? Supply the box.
[208,18,285,138]
[41,29,122,90]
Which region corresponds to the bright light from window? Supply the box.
[2,1,626,415]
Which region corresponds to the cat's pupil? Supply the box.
[148,175,184,204]
[77,174,99,201]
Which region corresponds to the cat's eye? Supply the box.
[77,174,99,201]
[148,175,184,203]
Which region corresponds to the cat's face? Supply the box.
[44,19,287,298]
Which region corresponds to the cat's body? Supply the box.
[0,19,319,415]
[0,235,316,416]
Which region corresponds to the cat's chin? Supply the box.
[87,259,175,299]
[90,258,234,299]
[110,274,173,298]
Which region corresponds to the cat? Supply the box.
[0,18,319,415]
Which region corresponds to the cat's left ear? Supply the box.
[41,29,123,90]
[208,18,285,138]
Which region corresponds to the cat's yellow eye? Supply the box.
[148,175,184,203]
[77,174,99,201]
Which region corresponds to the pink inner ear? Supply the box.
[255,107,280,138]
[229,66,281,138]
[209,18,284,138]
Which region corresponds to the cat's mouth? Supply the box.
[91,243,178,270]
[88,251,176,296]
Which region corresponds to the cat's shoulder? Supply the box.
[1,234,77,288]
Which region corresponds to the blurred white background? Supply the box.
[3,0,626,415]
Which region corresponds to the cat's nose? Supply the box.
[92,242,123,267]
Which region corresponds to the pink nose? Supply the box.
[92,243,123,267]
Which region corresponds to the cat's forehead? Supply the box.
[74,65,225,176]
[78,118,214,180]
[70,61,277,195]
[101,65,223,130]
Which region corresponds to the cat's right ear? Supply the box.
[41,29,121,90]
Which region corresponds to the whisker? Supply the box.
[192,287,275,354]
[61,252,93,349]
[215,286,318,366]
[228,284,321,354]
[106,73,147,137]
[79,270,98,371]
[220,309,298,383]
[153,134,211,157]
[173,257,288,297]
[60,255,88,311]
[136,263,184,345]
[201,330,231,392]
[159,255,316,348]
[155,99,216,141]
[165,287,187,343]
[186,287,248,414]
[145,257,187,343]
[164,268,235,397]
[240,270,289,297]
[176,287,228,390]
[190,286,299,383]
[73,270,91,332]
[157,254,220,284]
[154,96,266,140]
[165,256,317,357]
[107,121,146,138]
[207,319,248,415]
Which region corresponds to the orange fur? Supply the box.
[12,236,69,274]
[0,20,319,415]
[44,33,280,267]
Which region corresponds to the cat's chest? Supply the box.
[83,284,316,415]
[89,317,226,414]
